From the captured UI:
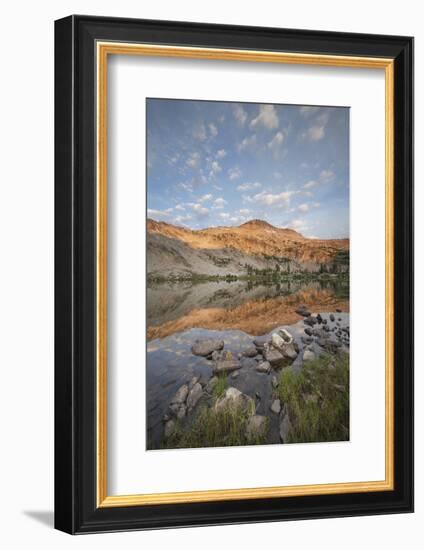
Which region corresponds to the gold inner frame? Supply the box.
[96,42,395,508]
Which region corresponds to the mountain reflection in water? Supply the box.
[147,279,349,341]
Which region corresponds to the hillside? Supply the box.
[147,218,349,280]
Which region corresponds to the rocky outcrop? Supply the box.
[147,218,349,279]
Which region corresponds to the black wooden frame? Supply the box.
[54,15,414,534]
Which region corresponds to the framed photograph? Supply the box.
[54,15,414,533]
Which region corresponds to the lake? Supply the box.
[146,278,349,449]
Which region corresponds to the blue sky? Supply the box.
[146,99,349,239]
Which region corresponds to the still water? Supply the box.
[146,278,349,449]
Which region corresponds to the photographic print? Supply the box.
[146,98,350,451]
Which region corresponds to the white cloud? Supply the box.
[250,105,279,130]
[303,180,318,189]
[209,123,218,137]
[238,134,257,152]
[175,204,185,211]
[213,197,227,209]
[233,104,248,126]
[268,131,285,149]
[167,153,180,165]
[219,212,230,220]
[195,194,213,203]
[177,182,193,193]
[193,123,207,141]
[216,149,226,159]
[210,160,221,174]
[186,152,201,168]
[249,190,294,208]
[147,208,173,219]
[237,182,262,192]
[174,214,193,225]
[239,209,251,216]
[302,125,325,141]
[298,203,310,213]
[228,166,242,180]
[301,111,330,142]
[289,218,307,231]
[187,203,209,217]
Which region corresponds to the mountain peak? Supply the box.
[239,219,275,229]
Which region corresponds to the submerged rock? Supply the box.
[215,387,255,415]
[246,415,268,441]
[214,359,241,374]
[243,346,258,358]
[191,338,224,357]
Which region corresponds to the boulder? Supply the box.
[255,361,271,374]
[191,338,224,357]
[270,399,281,414]
[282,343,298,360]
[263,347,286,368]
[171,384,189,404]
[303,350,316,362]
[186,382,203,409]
[278,328,294,344]
[271,332,286,350]
[231,371,240,379]
[330,313,335,322]
[253,335,269,350]
[304,316,317,327]
[188,376,200,390]
[214,359,241,374]
[304,327,313,337]
[245,415,268,441]
[243,346,258,358]
[215,387,255,415]
[211,350,223,361]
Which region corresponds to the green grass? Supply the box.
[164,400,268,449]
[212,375,228,399]
[277,352,349,443]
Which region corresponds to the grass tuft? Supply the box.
[164,402,268,449]
[278,352,349,443]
